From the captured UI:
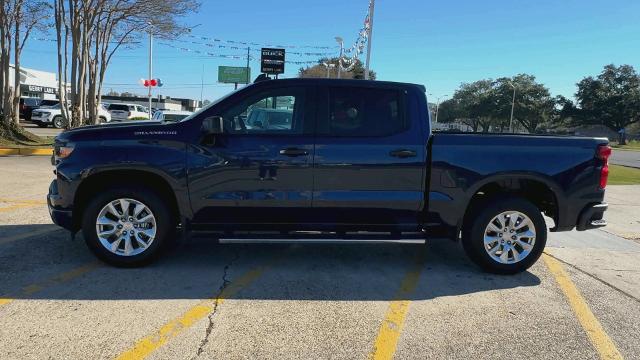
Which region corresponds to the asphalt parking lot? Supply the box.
[1,156,639,359]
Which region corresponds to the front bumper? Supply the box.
[32,114,52,123]
[576,202,608,231]
[47,179,75,231]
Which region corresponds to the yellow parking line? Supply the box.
[0,198,48,205]
[369,251,426,360]
[0,226,59,245]
[0,261,100,308]
[543,253,623,360]
[0,202,43,212]
[115,262,275,360]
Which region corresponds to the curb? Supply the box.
[0,147,52,156]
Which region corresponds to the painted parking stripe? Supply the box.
[0,261,100,308]
[0,198,48,205]
[0,226,60,245]
[369,250,426,360]
[0,202,43,213]
[543,253,623,360]
[115,262,276,360]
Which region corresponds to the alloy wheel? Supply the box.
[95,198,157,256]
[483,211,536,264]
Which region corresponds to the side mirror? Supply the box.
[203,116,224,134]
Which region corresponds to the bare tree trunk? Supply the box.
[54,0,67,122]
[87,57,97,124]
[0,1,7,119]
[11,0,24,125]
[1,38,12,121]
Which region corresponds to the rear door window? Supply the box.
[322,87,406,137]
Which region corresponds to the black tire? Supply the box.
[52,116,66,129]
[99,116,107,123]
[81,186,174,267]
[461,197,547,274]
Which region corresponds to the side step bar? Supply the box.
[191,230,429,242]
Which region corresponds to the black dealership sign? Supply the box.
[20,84,57,95]
[261,48,285,75]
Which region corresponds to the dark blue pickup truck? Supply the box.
[48,78,611,273]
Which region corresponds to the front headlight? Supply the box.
[54,142,75,159]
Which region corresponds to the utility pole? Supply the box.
[508,81,516,133]
[335,36,344,79]
[200,64,204,104]
[364,0,375,80]
[147,25,153,119]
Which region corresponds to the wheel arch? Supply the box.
[73,168,186,230]
[460,172,564,233]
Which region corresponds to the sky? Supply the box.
[19,0,640,103]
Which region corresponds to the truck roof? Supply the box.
[249,78,426,92]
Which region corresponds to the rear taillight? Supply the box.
[597,144,612,189]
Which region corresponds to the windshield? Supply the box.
[109,104,130,111]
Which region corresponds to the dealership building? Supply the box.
[4,64,201,112]
[6,64,65,100]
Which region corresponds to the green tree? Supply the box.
[494,74,556,133]
[433,99,459,123]
[298,57,376,80]
[573,64,640,142]
[449,80,497,132]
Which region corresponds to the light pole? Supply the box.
[435,95,448,123]
[322,62,336,78]
[508,81,516,133]
[147,23,153,119]
[335,36,344,79]
[364,0,375,80]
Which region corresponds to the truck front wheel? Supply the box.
[462,197,547,274]
[81,187,173,267]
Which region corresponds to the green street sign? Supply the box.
[218,66,251,84]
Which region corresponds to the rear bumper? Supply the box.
[576,202,608,231]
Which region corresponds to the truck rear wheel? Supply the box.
[81,187,173,267]
[462,197,546,274]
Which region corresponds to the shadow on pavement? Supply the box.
[0,224,541,302]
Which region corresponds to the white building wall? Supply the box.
[7,64,65,100]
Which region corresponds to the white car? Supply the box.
[108,103,150,121]
[151,110,193,122]
[31,103,111,128]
